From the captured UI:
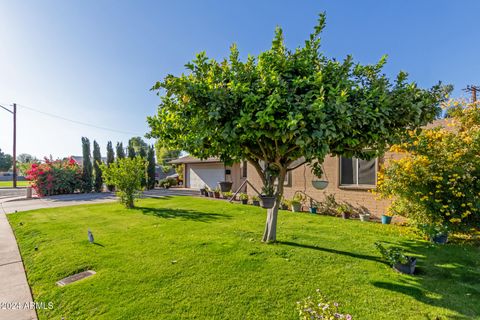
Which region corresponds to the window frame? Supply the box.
[338,156,378,187]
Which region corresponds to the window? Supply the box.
[339,157,377,186]
[241,161,248,178]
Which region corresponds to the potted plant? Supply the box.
[239,193,248,204]
[309,201,318,214]
[290,194,303,212]
[357,206,371,222]
[204,186,210,197]
[223,191,233,200]
[218,181,233,192]
[418,224,449,244]
[375,242,417,275]
[381,213,393,224]
[200,186,206,196]
[336,203,353,219]
[208,187,214,197]
[252,195,260,206]
[259,185,276,209]
[382,206,397,224]
[213,187,221,199]
[280,197,289,210]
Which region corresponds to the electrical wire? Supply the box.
[13,103,145,136]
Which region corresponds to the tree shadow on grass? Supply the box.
[371,240,480,320]
[277,241,385,264]
[134,206,230,223]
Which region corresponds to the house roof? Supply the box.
[169,155,222,164]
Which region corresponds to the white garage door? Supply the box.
[188,164,225,189]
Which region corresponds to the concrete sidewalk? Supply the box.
[0,208,37,320]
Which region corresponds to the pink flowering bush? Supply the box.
[25,157,82,197]
[297,290,352,320]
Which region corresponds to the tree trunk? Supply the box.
[262,169,286,243]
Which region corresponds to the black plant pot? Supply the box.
[260,196,276,209]
[341,212,350,219]
[241,199,248,205]
[431,233,448,244]
[200,188,206,196]
[252,200,260,206]
[218,181,233,192]
[281,204,288,210]
[393,257,417,275]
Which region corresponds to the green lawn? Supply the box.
[0,180,30,188]
[8,197,480,319]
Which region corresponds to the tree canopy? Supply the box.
[0,149,13,172]
[147,13,450,242]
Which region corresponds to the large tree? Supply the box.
[0,149,13,172]
[106,141,115,191]
[147,14,449,242]
[154,140,181,165]
[81,137,93,193]
[128,137,148,155]
[93,140,103,192]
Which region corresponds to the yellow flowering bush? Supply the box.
[376,100,480,232]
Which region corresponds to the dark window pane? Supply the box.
[358,159,376,185]
[340,157,355,185]
[242,161,247,178]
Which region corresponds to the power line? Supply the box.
[13,103,145,136]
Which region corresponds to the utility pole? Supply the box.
[13,103,17,188]
[0,103,17,188]
[463,85,480,103]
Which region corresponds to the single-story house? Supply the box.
[169,155,246,191]
[173,119,451,217]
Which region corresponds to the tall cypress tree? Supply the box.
[93,140,103,192]
[127,144,136,159]
[81,137,93,193]
[116,142,126,159]
[138,146,148,188]
[106,141,115,191]
[147,145,156,190]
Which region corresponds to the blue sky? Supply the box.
[0,1,478,159]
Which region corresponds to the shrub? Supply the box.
[297,290,352,320]
[239,193,248,201]
[317,193,339,216]
[158,177,177,189]
[100,157,146,208]
[25,157,82,197]
[375,242,409,266]
[376,100,480,233]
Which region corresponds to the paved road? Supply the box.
[0,192,117,214]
